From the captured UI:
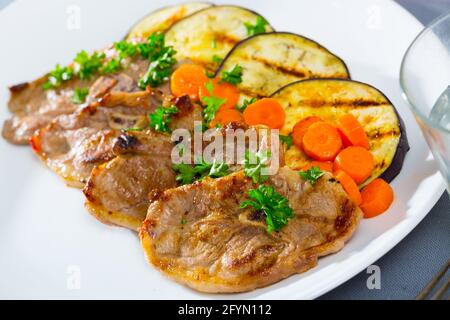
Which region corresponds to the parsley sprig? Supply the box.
[279,135,293,148]
[74,51,106,80]
[43,64,74,90]
[299,166,325,185]
[148,105,179,133]
[243,150,271,183]
[71,87,89,104]
[240,184,294,233]
[244,16,269,36]
[235,97,257,112]
[201,81,226,126]
[220,65,243,85]
[173,158,230,185]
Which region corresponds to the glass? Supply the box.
[400,11,450,193]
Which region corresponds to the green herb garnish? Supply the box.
[244,16,269,36]
[243,150,271,183]
[181,218,187,225]
[279,135,293,148]
[43,64,74,90]
[74,50,106,80]
[212,55,223,65]
[211,38,217,49]
[138,33,177,88]
[148,105,179,133]
[71,87,89,104]
[101,58,121,74]
[201,81,226,125]
[173,158,230,185]
[299,166,325,185]
[235,97,257,112]
[220,64,243,85]
[240,184,294,233]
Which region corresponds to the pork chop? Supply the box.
[32,90,157,187]
[83,96,203,230]
[2,47,149,145]
[139,167,362,293]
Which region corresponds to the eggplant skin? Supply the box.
[165,5,274,70]
[217,32,349,99]
[270,79,409,186]
[125,2,214,41]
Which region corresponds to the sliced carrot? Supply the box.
[360,178,394,218]
[336,114,370,149]
[243,98,285,129]
[292,116,322,149]
[302,122,342,161]
[302,161,333,172]
[29,133,41,154]
[334,146,375,184]
[210,109,244,128]
[171,64,208,101]
[199,78,240,111]
[334,170,362,206]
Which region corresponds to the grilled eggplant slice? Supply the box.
[165,5,273,70]
[271,79,409,185]
[125,2,213,41]
[218,32,349,99]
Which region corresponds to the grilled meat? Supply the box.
[83,98,203,230]
[140,167,362,293]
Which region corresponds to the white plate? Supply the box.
[0,0,445,299]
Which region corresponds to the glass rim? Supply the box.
[400,10,450,135]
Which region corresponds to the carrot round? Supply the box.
[210,109,244,128]
[302,122,342,161]
[302,160,333,172]
[337,114,370,149]
[171,64,208,101]
[243,98,285,129]
[199,78,240,111]
[334,146,375,184]
[360,178,394,218]
[334,170,362,206]
[292,116,322,149]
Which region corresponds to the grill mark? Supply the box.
[289,99,389,108]
[367,129,400,141]
[251,55,308,78]
[214,33,240,47]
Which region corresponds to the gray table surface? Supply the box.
[0,0,449,300]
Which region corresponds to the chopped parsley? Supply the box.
[148,105,179,133]
[73,50,106,80]
[43,64,74,90]
[138,33,177,88]
[235,97,257,112]
[212,55,223,65]
[114,40,138,59]
[279,135,293,148]
[299,166,325,185]
[71,87,89,104]
[201,81,226,125]
[240,184,294,233]
[173,158,230,185]
[244,16,269,36]
[211,38,217,49]
[243,150,271,184]
[220,64,243,85]
[180,218,187,225]
[101,58,121,74]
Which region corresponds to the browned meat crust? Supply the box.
[140,167,362,293]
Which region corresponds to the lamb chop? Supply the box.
[139,167,362,293]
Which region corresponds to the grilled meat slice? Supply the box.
[140,167,362,293]
[32,91,156,188]
[2,50,149,145]
[83,99,203,230]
